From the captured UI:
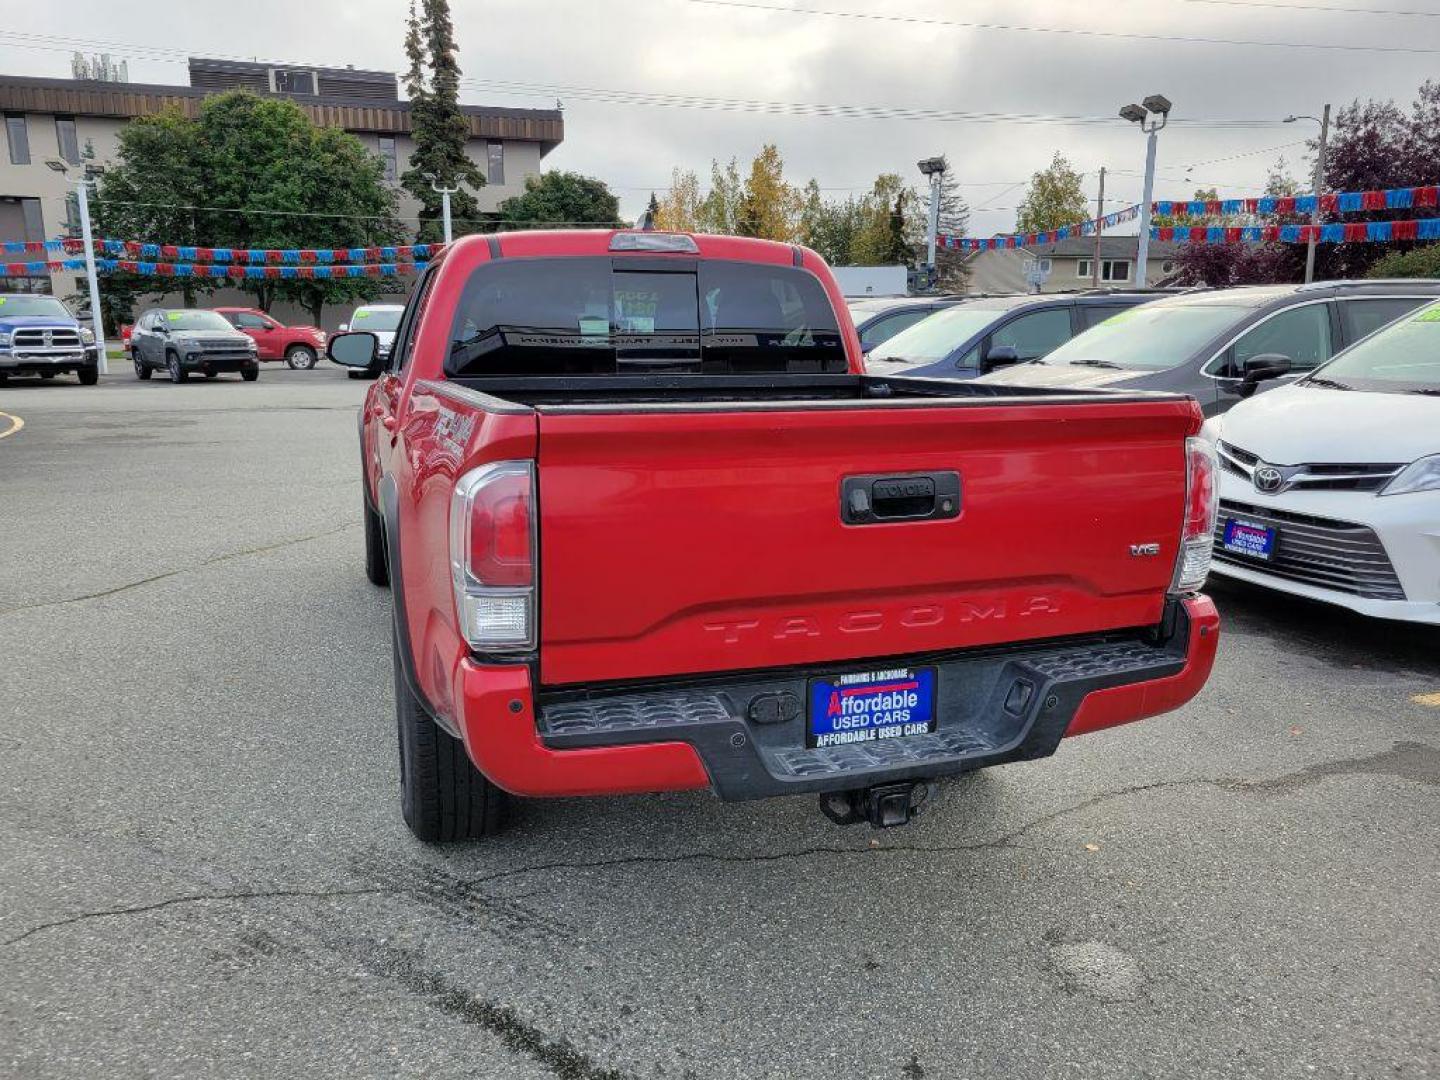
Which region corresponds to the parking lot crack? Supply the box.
[0,884,391,948]
[0,521,357,617]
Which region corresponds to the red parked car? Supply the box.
[325,229,1221,843]
[215,307,327,369]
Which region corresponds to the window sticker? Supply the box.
[167,311,184,321]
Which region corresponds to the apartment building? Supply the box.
[0,58,564,313]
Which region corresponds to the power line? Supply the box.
[1184,0,1440,16]
[686,0,1440,52]
[0,29,1289,129]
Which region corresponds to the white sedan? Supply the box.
[1202,302,1440,625]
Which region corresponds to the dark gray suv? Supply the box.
[971,280,1440,414]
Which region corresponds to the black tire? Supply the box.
[77,367,99,385]
[167,353,187,383]
[393,614,506,842]
[241,364,259,382]
[364,498,389,587]
[134,357,151,380]
[285,345,317,370]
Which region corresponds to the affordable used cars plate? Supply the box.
[1221,518,1277,561]
[807,666,937,749]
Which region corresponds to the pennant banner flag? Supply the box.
[937,204,1140,252]
[1153,184,1440,220]
[2,240,73,255]
[95,259,428,279]
[89,240,443,265]
[1151,218,1440,245]
[3,258,87,275]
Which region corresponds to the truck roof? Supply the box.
[442,229,806,266]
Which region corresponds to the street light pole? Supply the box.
[916,156,947,287]
[47,158,107,374]
[429,176,460,245]
[1121,95,1171,289]
[1286,105,1331,284]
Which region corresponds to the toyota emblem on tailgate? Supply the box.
[1254,465,1284,493]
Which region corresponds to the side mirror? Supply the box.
[1238,352,1292,397]
[155,322,170,335]
[981,344,1020,373]
[327,331,379,369]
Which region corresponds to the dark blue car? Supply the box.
[863,291,1163,380]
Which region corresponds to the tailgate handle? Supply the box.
[842,472,961,524]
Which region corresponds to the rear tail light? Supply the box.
[1171,436,1218,595]
[450,461,536,651]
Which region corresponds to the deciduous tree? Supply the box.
[1015,153,1088,235]
[655,168,702,232]
[495,171,623,229]
[737,144,801,241]
[696,158,744,234]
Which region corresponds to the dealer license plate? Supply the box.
[1221,518,1277,561]
[807,666,937,749]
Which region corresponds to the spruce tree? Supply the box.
[400,0,486,242]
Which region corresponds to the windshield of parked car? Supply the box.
[353,308,403,332]
[1304,302,1440,394]
[868,304,1011,364]
[0,296,71,319]
[162,311,234,332]
[1037,303,1248,370]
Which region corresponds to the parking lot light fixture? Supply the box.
[1284,106,1332,284]
[46,158,107,374]
[917,156,948,276]
[1121,94,1172,289]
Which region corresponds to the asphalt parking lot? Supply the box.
[2,365,1438,1080]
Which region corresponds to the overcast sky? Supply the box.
[2,0,1434,236]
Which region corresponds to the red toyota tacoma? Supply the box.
[326,229,1220,842]
[215,306,327,369]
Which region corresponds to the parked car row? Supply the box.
[857,280,1440,627]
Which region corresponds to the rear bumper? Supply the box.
[455,596,1219,799]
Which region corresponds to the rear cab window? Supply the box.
[447,257,846,377]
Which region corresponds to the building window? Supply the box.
[18,197,45,242]
[487,141,504,186]
[1101,259,1130,282]
[6,114,29,165]
[1076,259,1091,278]
[377,135,397,181]
[272,69,316,95]
[55,117,80,165]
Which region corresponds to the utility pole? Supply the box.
[1092,166,1106,289]
[429,175,459,245]
[1121,95,1172,289]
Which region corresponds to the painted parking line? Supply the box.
[0,411,24,441]
[1413,692,1440,708]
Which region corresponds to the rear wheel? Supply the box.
[77,366,98,385]
[240,363,259,382]
[393,614,507,842]
[285,345,317,370]
[167,354,187,383]
[134,357,151,380]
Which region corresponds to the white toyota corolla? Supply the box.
[1203,301,1440,624]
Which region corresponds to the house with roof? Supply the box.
[964,235,1182,294]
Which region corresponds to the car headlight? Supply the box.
[80,327,95,344]
[1380,454,1440,496]
[0,332,10,347]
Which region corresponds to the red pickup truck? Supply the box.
[215,307,327,368]
[326,229,1220,842]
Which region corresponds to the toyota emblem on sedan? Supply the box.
[1254,465,1284,493]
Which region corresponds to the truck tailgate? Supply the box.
[535,398,1198,686]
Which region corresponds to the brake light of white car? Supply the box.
[1171,436,1218,595]
[449,461,536,651]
